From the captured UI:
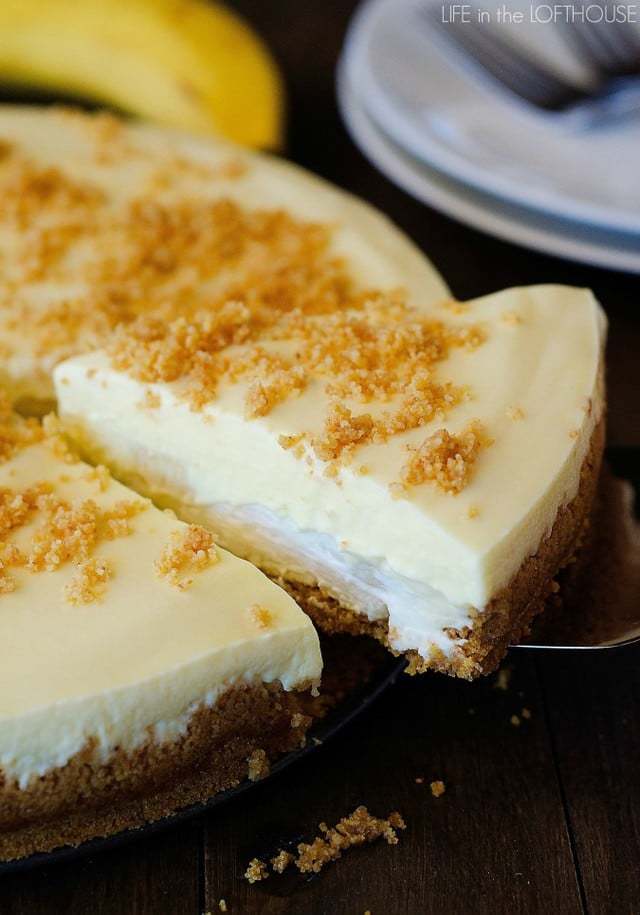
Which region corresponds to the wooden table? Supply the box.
[2,2,639,912]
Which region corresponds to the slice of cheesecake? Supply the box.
[0,400,321,862]
[55,284,606,679]
[0,105,448,412]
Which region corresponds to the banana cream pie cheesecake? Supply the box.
[55,284,606,678]
[0,105,447,411]
[0,106,606,679]
[0,400,321,861]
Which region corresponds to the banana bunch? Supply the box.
[0,0,284,148]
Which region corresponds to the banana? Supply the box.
[0,0,284,149]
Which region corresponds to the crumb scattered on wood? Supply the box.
[244,806,406,883]
[271,850,294,874]
[430,780,446,798]
[244,857,268,884]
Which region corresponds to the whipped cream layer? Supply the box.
[0,436,321,790]
[56,285,605,662]
[0,105,447,408]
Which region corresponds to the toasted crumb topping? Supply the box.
[65,558,112,605]
[245,807,406,883]
[0,123,493,483]
[155,524,218,589]
[430,780,446,798]
[0,476,145,602]
[248,604,274,630]
[106,275,486,475]
[247,748,270,782]
[506,406,525,421]
[399,421,490,495]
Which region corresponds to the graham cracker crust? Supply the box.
[0,682,310,863]
[280,416,605,680]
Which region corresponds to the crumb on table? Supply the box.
[244,806,406,883]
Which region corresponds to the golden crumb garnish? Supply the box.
[247,747,270,782]
[244,360,307,418]
[467,505,480,519]
[312,404,375,462]
[501,311,522,326]
[278,432,305,451]
[244,858,269,884]
[430,780,446,797]
[245,807,406,883]
[248,603,274,630]
[0,478,140,603]
[41,413,78,464]
[0,396,44,464]
[155,524,218,589]
[101,499,147,539]
[271,850,294,874]
[506,406,525,421]
[65,558,112,605]
[106,267,485,462]
[569,428,580,439]
[399,421,490,495]
[510,714,521,727]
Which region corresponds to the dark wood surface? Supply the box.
[2,2,639,912]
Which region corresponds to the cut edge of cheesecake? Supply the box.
[0,404,321,862]
[53,284,606,680]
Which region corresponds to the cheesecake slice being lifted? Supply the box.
[0,399,321,862]
[55,284,606,679]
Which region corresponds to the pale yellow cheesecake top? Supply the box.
[55,284,605,659]
[0,405,321,788]
[0,105,448,407]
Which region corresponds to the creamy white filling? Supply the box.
[60,427,473,661]
[167,498,473,660]
[2,647,310,791]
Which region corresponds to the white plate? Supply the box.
[348,0,640,235]
[337,45,640,274]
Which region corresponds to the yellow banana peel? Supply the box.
[0,0,284,149]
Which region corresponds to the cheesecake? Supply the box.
[0,105,448,412]
[0,106,606,679]
[0,400,321,862]
[55,284,606,678]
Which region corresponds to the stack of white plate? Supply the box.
[337,0,640,272]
